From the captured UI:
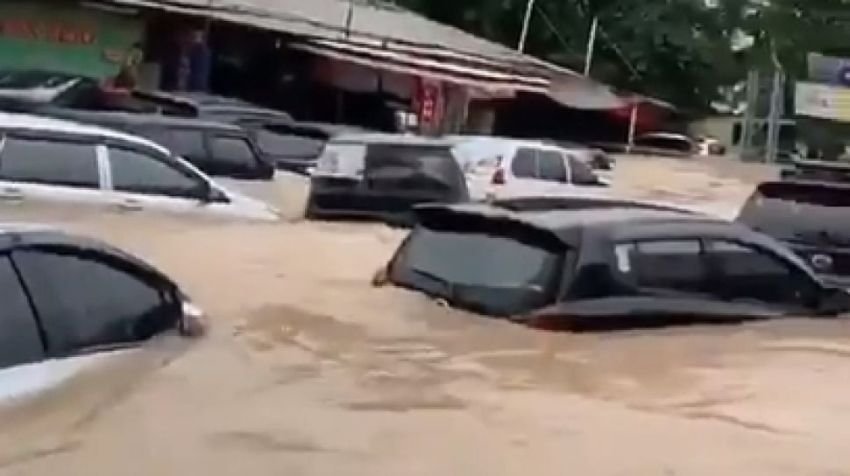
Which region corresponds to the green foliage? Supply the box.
[393,0,850,111]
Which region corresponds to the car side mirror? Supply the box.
[372,265,390,287]
[818,287,850,314]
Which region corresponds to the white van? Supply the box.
[0,113,279,221]
[450,137,609,200]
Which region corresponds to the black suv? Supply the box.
[37,109,274,180]
[307,134,470,225]
[375,200,850,331]
[737,179,850,288]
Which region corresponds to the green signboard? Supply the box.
[0,1,143,79]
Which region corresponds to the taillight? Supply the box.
[491,168,506,185]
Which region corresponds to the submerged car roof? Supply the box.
[415,202,746,246]
[0,224,172,281]
[330,133,457,147]
[0,111,170,154]
[40,109,244,131]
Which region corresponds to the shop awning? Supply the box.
[289,38,550,94]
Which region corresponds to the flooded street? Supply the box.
[4,157,850,475]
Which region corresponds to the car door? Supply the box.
[0,132,107,207]
[11,247,182,357]
[102,142,216,215]
[536,149,572,195]
[703,239,821,311]
[505,147,547,197]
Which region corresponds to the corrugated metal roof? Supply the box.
[106,0,669,110]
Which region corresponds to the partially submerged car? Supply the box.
[131,90,294,124]
[779,158,850,183]
[632,132,697,157]
[374,202,850,331]
[737,180,850,288]
[37,108,274,180]
[0,112,279,221]
[243,120,367,174]
[0,224,204,402]
[450,137,609,201]
[0,70,101,111]
[306,134,469,225]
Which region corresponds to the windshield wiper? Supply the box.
[410,268,455,299]
[794,230,850,247]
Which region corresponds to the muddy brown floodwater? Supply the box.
[3,157,850,476]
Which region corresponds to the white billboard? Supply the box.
[796,81,850,123]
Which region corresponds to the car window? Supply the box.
[618,240,707,293]
[209,136,258,167]
[168,129,207,159]
[537,150,567,182]
[392,226,564,315]
[0,255,44,369]
[12,249,177,355]
[511,148,538,178]
[705,240,819,306]
[108,146,202,198]
[567,155,599,185]
[0,136,99,188]
[255,128,326,158]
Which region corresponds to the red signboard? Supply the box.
[0,20,95,45]
[416,78,442,126]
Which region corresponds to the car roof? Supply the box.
[134,90,251,107]
[0,225,172,281]
[330,133,457,147]
[637,132,692,140]
[415,202,732,246]
[0,112,170,154]
[447,135,551,148]
[43,109,244,131]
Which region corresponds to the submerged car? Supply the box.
[450,137,609,201]
[37,108,275,180]
[0,224,203,401]
[306,134,470,225]
[131,90,294,124]
[244,120,367,174]
[0,112,279,221]
[374,201,850,331]
[737,180,850,288]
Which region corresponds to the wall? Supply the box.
[0,1,143,79]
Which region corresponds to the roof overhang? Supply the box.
[290,38,550,94]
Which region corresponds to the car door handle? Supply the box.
[116,199,143,211]
[0,187,23,201]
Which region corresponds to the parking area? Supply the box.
[3,156,850,475]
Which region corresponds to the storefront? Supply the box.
[0,0,144,80]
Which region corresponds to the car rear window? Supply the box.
[738,182,850,244]
[390,220,566,315]
[254,127,327,158]
[364,144,465,193]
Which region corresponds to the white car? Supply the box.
[0,113,279,221]
[450,137,609,200]
[0,224,203,403]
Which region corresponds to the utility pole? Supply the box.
[344,0,354,38]
[583,16,598,76]
[517,0,537,52]
[765,69,785,163]
[626,102,639,153]
[739,69,759,159]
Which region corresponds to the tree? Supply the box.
[393,0,850,111]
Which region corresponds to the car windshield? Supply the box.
[391,225,565,315]
[738,182,850,245]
